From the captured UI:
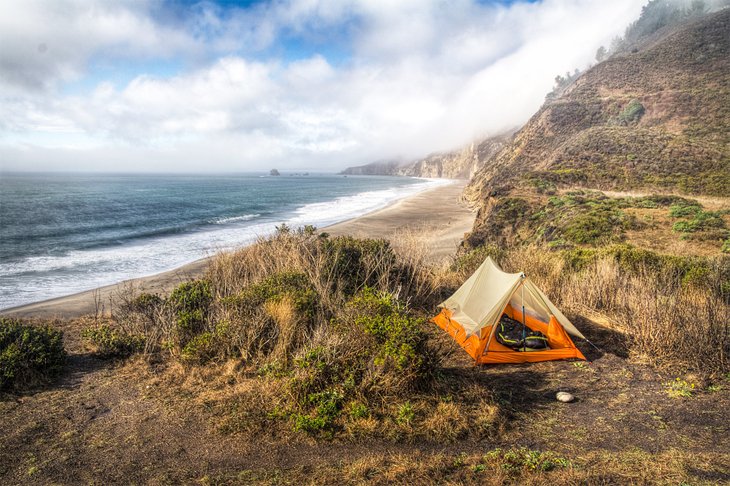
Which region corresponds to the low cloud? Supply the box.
[0,0,644,172]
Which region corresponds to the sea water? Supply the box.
[0,172,448,309]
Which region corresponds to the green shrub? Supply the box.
[82,324,145,358]
[563,210,627,244]
[547,168,587,185]
[292,389,344,434]
[120,293,163,319]
[669,201,702,218]
[671,209,726,234]
[0,318,66,390]
[494,198,532,229]
[617,99,645,125]
[351,288,429,373]
[534,192,636,246]
[180,332,217,364]
[722,238,730,254]
[525,176,557,194]
[235,272,318,319]
[217,272,320,363]
[282,288,438,436]
[320,236,395,296]
[348,401,369,419]
[169,280,212,346]
[561,247,600,271]
[396,401,415,425]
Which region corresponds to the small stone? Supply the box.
[556,392,574,403]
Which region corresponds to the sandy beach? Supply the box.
[1,180,474,319]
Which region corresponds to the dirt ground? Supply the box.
[1,315,728,485]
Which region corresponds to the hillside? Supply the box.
[341,134,508,179]
[463,8,730,253]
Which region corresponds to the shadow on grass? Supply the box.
[0,352,114,401]
[571,315,630,360]
[57,352,116,389]
[436,366,555,416]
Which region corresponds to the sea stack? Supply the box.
[270,169,280,176]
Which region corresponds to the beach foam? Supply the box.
[0,177,450,310]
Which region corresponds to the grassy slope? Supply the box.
[465,9,730,252]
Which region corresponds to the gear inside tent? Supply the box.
[431,257,587,364]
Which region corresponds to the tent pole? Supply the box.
[584,338,602,352]
[521,276,526,352]
[482,316,499,361]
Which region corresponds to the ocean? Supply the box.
[0,172,448,310]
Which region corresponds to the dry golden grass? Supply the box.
[206,447,728,485]
[264,297,304,363]
[423,401,468,443]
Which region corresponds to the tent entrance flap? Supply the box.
[433,257,586,365]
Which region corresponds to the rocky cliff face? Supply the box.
[341,160,403,176]
[341,134,508,179]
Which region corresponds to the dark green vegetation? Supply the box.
[82,324,145,358]
[476,188,729,253]
[0,318,65,391]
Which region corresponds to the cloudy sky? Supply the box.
[0,0,644,172]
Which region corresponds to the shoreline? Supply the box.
[1,180,473,319]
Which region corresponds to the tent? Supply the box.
[432,257,586,364]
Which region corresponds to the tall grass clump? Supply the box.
[0,318,66,390]
[112,233,436,351]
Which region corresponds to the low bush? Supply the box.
[671,209,727,234]
[170,280,213,348]
[82,324,145,358]
[292,389,344,434]
[119,293,163,319]
[616,99,645,125]
[282,287,439,436]
[351,288,431,375]
[218,271,320,363]
[0,318,66,390]
[669,200,703,218]
[320,236,396,297]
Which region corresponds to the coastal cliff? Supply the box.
[463,8,729,253]
[341,134,508,179]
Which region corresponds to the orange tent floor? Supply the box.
[432,307,586,364]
